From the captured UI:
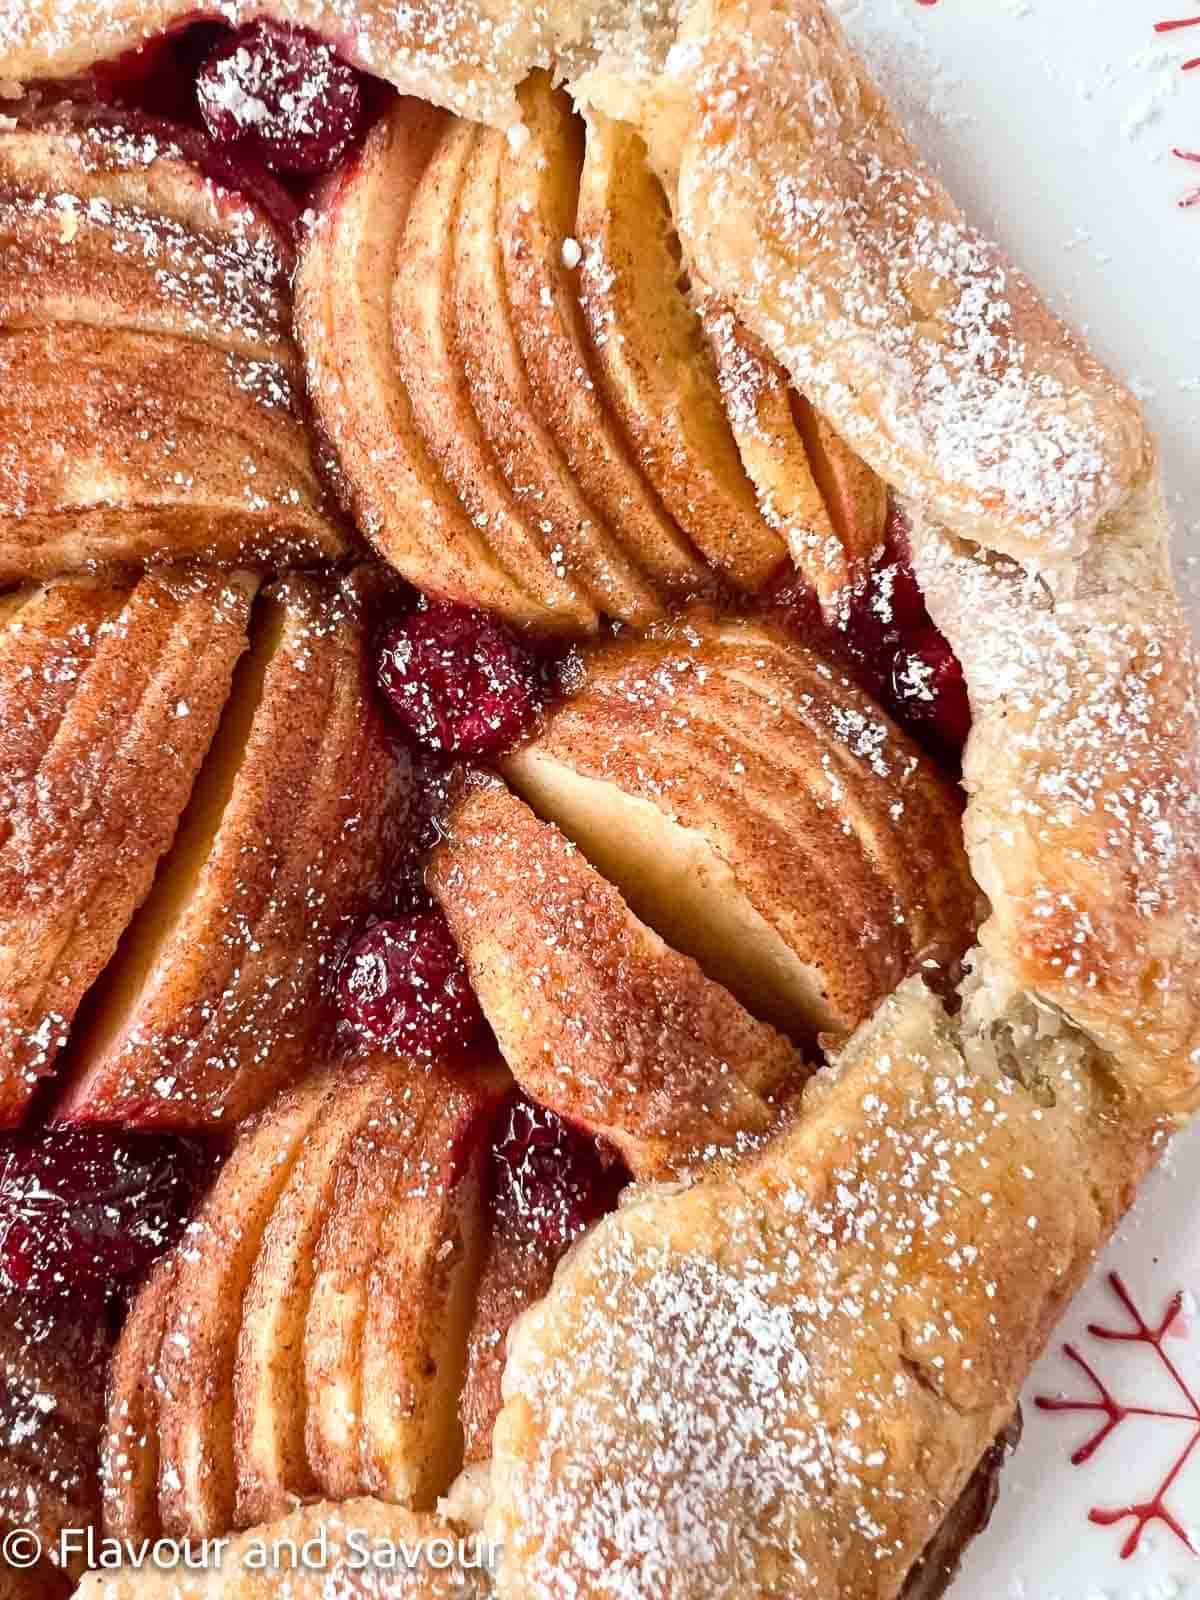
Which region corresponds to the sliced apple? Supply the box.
[454,127,659,626]
[0,569,256,1125]
[301,1060,508,1509]
[391,114,595,630]
[75,1497,490,1600]
[499,75,707,601]
[101,1253,177,1543]
[575,111,787,593]
[791,392,889,608]
[153,1070,335,1539]
[429,780,803,1179]
[56,570,408,1129]
[702,300,884,616]
[0,119,345,579]
[296,101,556,625]
[231,1060,414,1527]
[0,1293,110,1585]
[502,620,978,1042]
[356,1067,506,1508]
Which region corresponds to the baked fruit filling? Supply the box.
[0,15,1046,1599]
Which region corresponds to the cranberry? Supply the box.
[890,630,971,754]
[196,21,365,176]
[492,1097,625,1250]
[0,1129,204,1299]
[338,913,487,1059]
[93,23,227,122]
[377,604,539,759]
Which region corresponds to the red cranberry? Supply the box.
[492,1098,625,1250]
[196,21,364,176]
[338,913,487,1059]
[0,1129,203,1299]
[93,23,227,122]
[377,604,539,759]
[890,629,971,754]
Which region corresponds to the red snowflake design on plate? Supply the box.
[1155,15,1200,205]
[1036,1273,1200,1560]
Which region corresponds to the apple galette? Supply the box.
[0,0,1194,1597]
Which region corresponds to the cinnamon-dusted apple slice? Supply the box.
[502,619,977,1042]
[392,114,595,630]
[153,1070,335,1540]
[499,76,706,601]
[454,128,659,626]
[701,300,886,616]
[101,1253,177,1542]
[429,779,803,1179]
[576,111,787,593]
[57,571,407,1129]
[76,1497,490,1600]
[232,1067,388,1526]
[0,570,256,1124]
[0,118,345,579]
[300,1057,509,1507]
[297,101,555,626]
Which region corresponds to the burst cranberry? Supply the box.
[890,629,971,754]
[338,913,487,1059]
[0,1129,203,1299]
[196,21,365,176]
[377,604,539,759]
[493,1098,625,1249]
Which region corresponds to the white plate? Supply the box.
[835,4,1200,1595]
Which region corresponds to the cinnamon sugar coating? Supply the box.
[0,119,345,578]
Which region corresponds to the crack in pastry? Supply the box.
[0,569,256,1123]
[0,117,346,579]
[55,570,408,1129]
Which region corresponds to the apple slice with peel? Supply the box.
[455,127,660,627]
[74,1497,491,1600]
[702,300,884,617]
[502,619,978,1042]
[391,114,595,630]
[296,1058,509,1508]
[232,1060,420,1526]
[576,111,787,593]
[792,393,889,609]
[499,75,706,602]
[429,780,803,1179]
[296,101,556,626]
[356,1068,505,1507]
[101,1253,177,1542]
[153,1070,335,1539]
[0,118,345,580]
[56,569,408,1129]
[0,569,256,1124]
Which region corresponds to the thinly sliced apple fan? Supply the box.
[298,80,887,629]
[430,620,978,1173]
[56,571,407,1129]
[102,1055,510,1544]
[0,121,346,579]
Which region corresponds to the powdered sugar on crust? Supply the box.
[491,981,1164,1600]
[668,0,1151,575]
